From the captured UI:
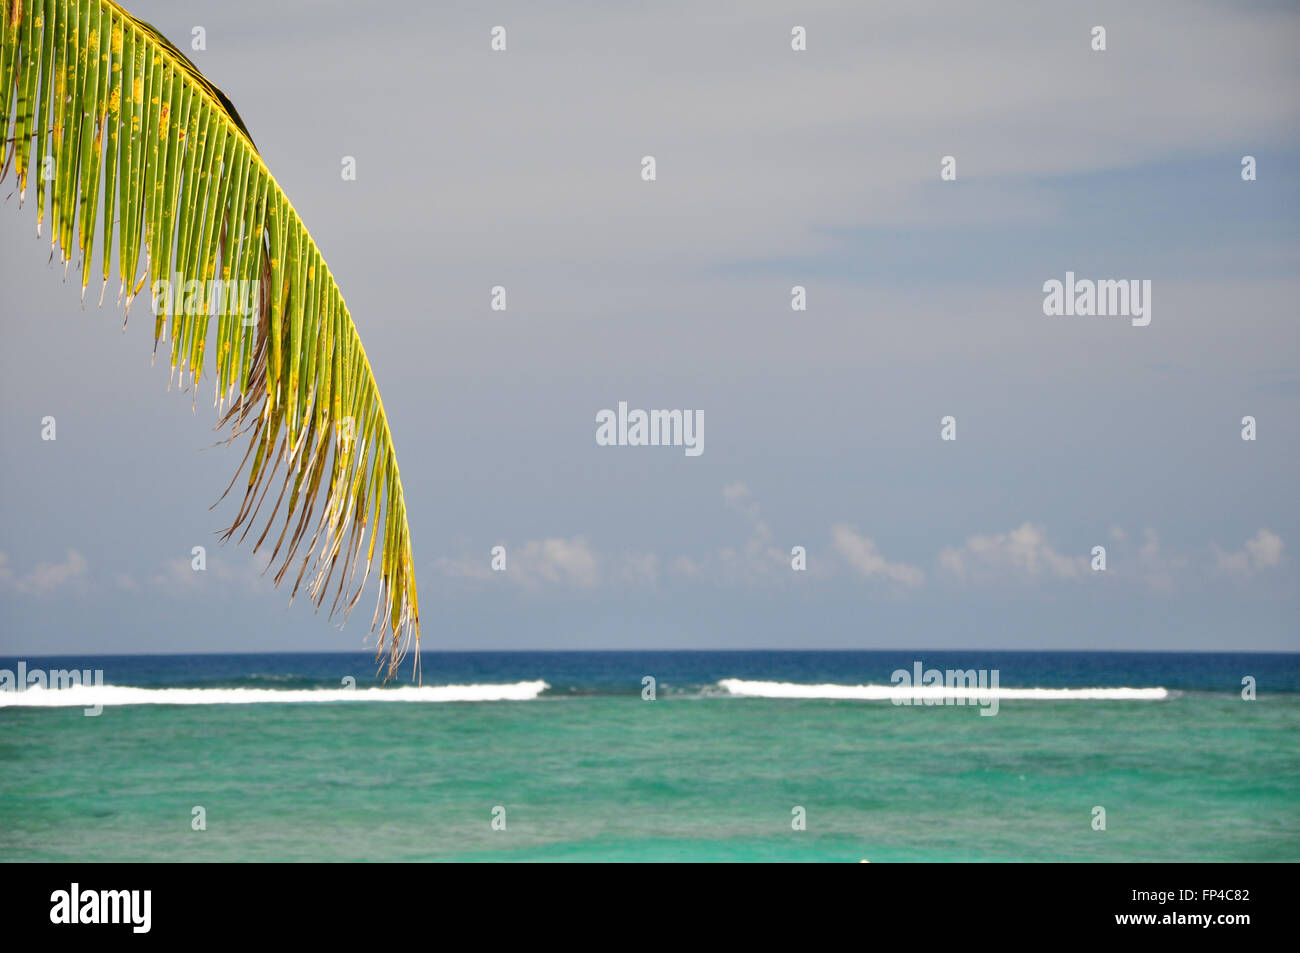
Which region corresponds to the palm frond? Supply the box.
[1,0,421,679]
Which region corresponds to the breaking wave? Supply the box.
[717,679,1169,701]
[0,680,550,708]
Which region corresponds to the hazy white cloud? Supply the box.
[431,486,796,592]
[436,537,600,590]
[0,549,88,594]
[520,537,600,587]
[831,525,924,588]
[620,552,660,586]
[719,483,791,579]
[1217,529,1285,575]
[669,555,703,578]
[151,558,198,588]
[147,552,271,592]
[722,482,753,508]
[1133,528,1187,592]
[0,549,271,598]
[432,523,1287,598]
[939,523,1085,581]
[431,553,495,583]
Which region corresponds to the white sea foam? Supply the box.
[0,680,550,708]
[717,679,1168,701]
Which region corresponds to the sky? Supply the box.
[2,0,1298,656]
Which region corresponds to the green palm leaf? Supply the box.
[1,0,421,678]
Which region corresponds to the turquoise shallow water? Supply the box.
[1,652,1297,861]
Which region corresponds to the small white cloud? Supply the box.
[1215,550,1250,574]
[1217,529,1284,575]
[1,549,88,594]
[717,483,787,579]
[722,482,751,506]
[437,537,600,590]
[1140,528,1161,563]
[149,552,269,592]
[722,482,767,537]
[1135,528,1186,592]
[831,525,924,588]
[938,523,1085,581]
[432,553,495,582]
[152,557,198,588]
[621,552,660,586]
[670,554,702,578]
[519,537,599,588]
[1245,529,1284,569]
[938,546,966,577]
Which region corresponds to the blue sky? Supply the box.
[2,0,1298,655]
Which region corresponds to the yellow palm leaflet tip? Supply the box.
[1,0,421,679]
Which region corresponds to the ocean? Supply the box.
[1,651,1297,862]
